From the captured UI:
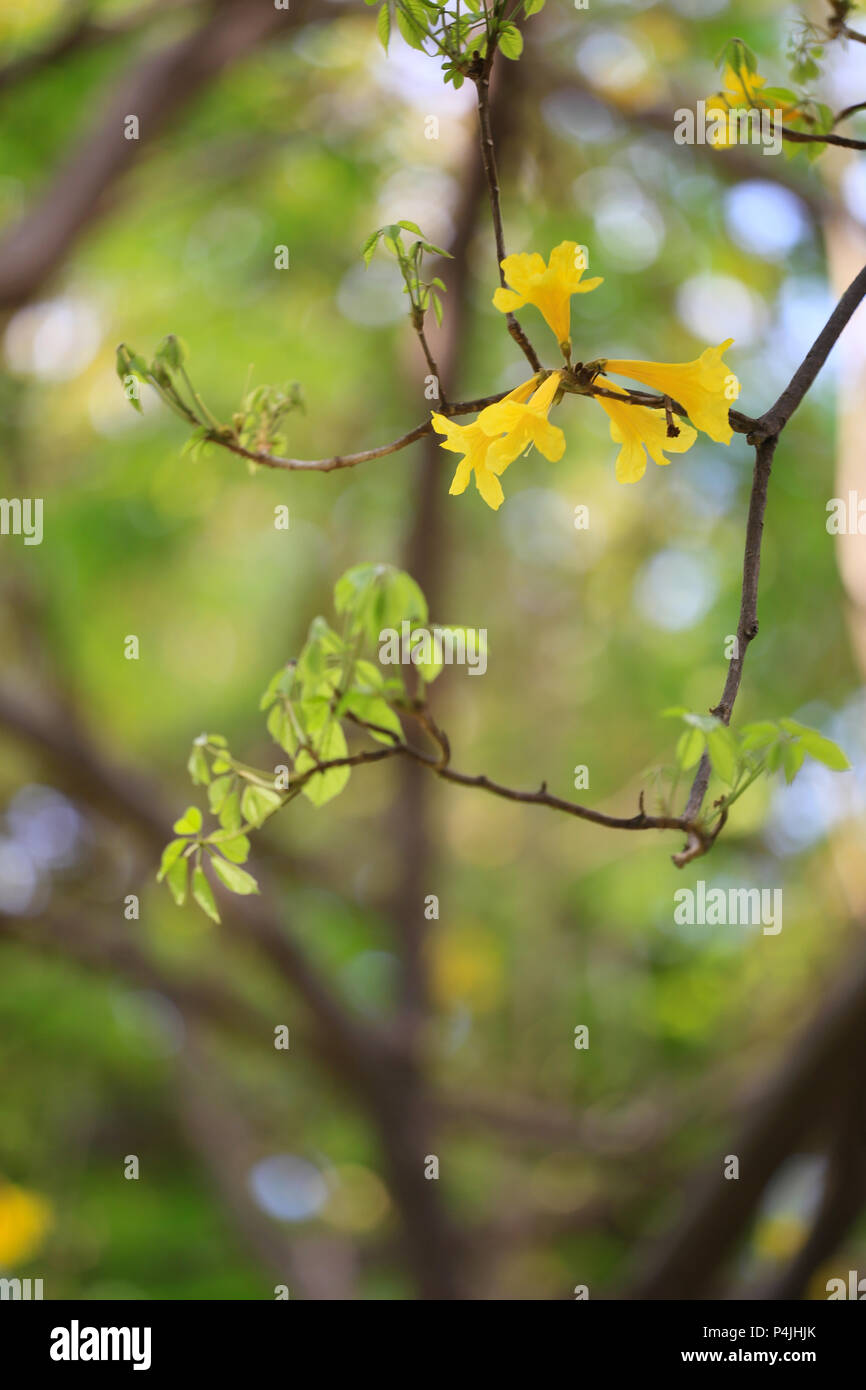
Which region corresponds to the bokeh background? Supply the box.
[1,0,866,1300]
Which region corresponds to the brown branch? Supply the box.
[292,728,710,853]
[781,124,866,150]
[758,261,866,437]
[173,382,756,478]
[200,390,511,473]
[472,49,542,372]
[679,260,866,839]
[838,21,866,46]
[681,437,777,832]
[833,97,866,126]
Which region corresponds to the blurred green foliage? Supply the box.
[1,0,865,1299]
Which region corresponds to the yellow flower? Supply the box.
[0,1182,52,1267]
[706,59,800,148]
[477,370,566,471]
[433,373,566,510]
[602,340,736,445]
[719,59,765,108]
[432,378,536,511]
[432,416,505,510]
[594,377,697,484]
[492,241,603,355]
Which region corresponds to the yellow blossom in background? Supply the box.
[602,340,736,444]
[430,922,504,1012]
[717,58,766,110]
[705,49,800,149]
[0,1182,52,1267]
[753,1214,807,1263]
[477,370,565,472]
[594,377,697,483]
[492,241,603,355]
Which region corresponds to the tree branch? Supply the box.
[472,41,541,372]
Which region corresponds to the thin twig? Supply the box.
[290,731,709,851]
[472,58,542,372]
[679,259,866,839]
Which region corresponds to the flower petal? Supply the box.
[474,465,505,510]
[492,287,526,315]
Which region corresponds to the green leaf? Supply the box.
[218,789,242,832]
[762,86,799,104]
[295,721,351,807]
[524,0,545,13]
[207,774,233,814]
[354,658,386,692]
[782,740,806,784]
[740,721,781,751]
[172,806,202,835]
[342,691,404,744]
[210,856,260,896]
[676,726,705,770]
[211,834,251,864]
[497,23,523,59]
[157,838,188,882]
[187,743,211,786]
[682,712,722,734]
[165,855,188,907]
[192,865,220,923]
[154,334,187,370]
[706,725,739,785]
[376,1,390,49]
[396,2,426,49]
[241,784,283,827]
[362,231,381,267]
[115,344,131,382]
[267,702,297,754]
[259,664,295,711]
[778,719,851,771]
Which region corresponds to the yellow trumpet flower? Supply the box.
[431,377,537,511]
[477,370,566,472]
[492,241,603,356]
[602,340,736,445]
[432,373,565,510]
[594,377,697,484]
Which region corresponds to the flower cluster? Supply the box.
[432,239,738,507]
[704,41,801,149]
